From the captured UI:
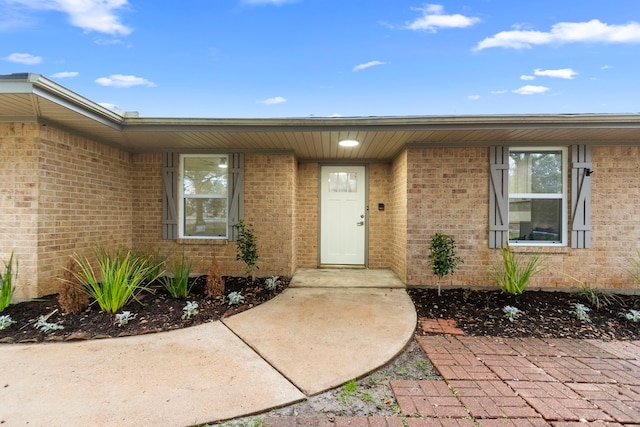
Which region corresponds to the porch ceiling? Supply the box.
[2,73,639,160]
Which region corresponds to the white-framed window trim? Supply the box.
[178,154,229,239]
[508,146,568,247]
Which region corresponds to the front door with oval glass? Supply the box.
[320,165,366,265]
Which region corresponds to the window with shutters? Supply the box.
[508,147,567,246]
[179,154,229,239]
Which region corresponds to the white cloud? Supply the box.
[6,0,132,35]
[51,71,78,78]
[95,74,156,88]
[601,65,613,70]
[3,52,42,64]
[257,96,287,105]
[468,95,480,100]
[353,60,386,72]
[490,90,507,94]
[475,19,640,50]
[534,68,578,79]
[520,75,535,80]
[513,85,550,95]
[405,4,480,32]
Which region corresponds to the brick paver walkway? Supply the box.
[266,336,640,427]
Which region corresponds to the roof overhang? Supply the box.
[1,73,639,160]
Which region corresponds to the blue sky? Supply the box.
[1,0,639,118]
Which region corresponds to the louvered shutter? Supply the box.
[162,151,179,240]
[489,146,509,248]
[571,144,592,248]
[227,153,244,241]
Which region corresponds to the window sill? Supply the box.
[176,238,229,246]
[509,245,570,255]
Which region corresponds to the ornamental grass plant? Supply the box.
[159,252,193,299]
[492,244,544,295]
[70,248,160,313]
[0,252,16,312]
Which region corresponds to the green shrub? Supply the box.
[626,251,640,287]
[71,248,158,314]
[133,246,168,283]
[234,220,259,281]
[428,233,463,295]
[492,244,544,295]
[159,253,193,298]
[0,252,16,312]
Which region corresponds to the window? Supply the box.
[179,154,228,238]
[508,148,567,245]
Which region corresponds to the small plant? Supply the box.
[625,251,640,287]
[502,305,523,322]
[428,233,463,295]
[115,311,135,327]
[264,276,280,292]
[338,378,358,405]
[227,291,245,306]
[182,301,199,320]
[0,252,17,312]
[492,244,544,295]
[573,303,592,323]
[579,285,621,310]
[58,256,89,314]
[205,255,225,297]
[34,311,64,333]
[0,314,15,330]
[133,246,168,283]
[159,252,193,299]
[70,247,160,313]
[234,220,259,281]
[619,309,640,322]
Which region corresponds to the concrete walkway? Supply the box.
[0,269,416,427]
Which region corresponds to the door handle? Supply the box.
[356,221,364,226]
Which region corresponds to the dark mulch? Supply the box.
[409,287,640,340]
[0,276,288,344]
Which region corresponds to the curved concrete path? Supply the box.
[0,269,416,427]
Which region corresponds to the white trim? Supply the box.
[508,147,568,247]
[178,154,229,240]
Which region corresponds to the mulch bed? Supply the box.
[409,287,640,340]
[0,276,288,344]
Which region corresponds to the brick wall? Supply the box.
[295,162,318,267]
[0,124,40,298]
[389,151,408,282]
[132,152,297,279]
[368,163,391,268]
[404,145,640,291]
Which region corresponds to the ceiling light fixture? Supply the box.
[339,139,359,147]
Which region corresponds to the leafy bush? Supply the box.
[227,291,245,306]
[619,309,640,322]
[71,248,159,314]
[159,253,193,299]
[0,252,16,312]
[182,301,199,320]
[573,303,592,323]
[34,313,64,332]
[0,315,15,330]
[492,244,544,295]
[264,276,280,292]
[234,220,259,281]
[115,311,135,327]
[428,233,463,295]
[502,305,522,322]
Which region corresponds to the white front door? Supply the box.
[320,165,366,265]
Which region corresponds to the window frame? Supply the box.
[508,147,568,247]
[178,153,229,240]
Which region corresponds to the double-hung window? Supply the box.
[508,148,567,246]
[179,154,229,239]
